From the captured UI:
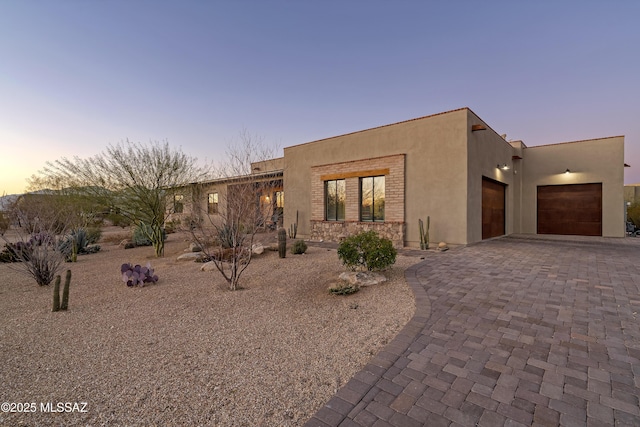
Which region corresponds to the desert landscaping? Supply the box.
[0,227,418,426]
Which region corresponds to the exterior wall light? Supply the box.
[497,164,509,170]
[565,169,571,174]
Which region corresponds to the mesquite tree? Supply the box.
[30,140,208,257]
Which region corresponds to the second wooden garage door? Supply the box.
[537,183,602,236]
[482,178,505,239]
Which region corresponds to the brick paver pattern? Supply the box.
[305,236,640,427]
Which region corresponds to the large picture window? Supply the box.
[360,176,385,222]
[208,193,218,214]
[325,179,345,221]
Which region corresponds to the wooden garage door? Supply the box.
[482,177,505,239]
[537,183,602,236]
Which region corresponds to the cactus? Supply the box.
[121,263,159,287]
[52,275,61,312]
[60,269,71,310]
[278,228,287,258]
[288,210,299,239]
[419,216,430,250]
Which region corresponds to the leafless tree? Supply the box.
[189,131,281,290]
[29,140,209,257]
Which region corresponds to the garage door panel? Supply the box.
[482,178,505,239]
[537,183,602,236]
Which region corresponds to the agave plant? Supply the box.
[120,263,159,287]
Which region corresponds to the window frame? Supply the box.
[207,192,219,214]
[360,175,385,222]
[325,179,346,221]
[174,194,184,214]
[274,191,284,209]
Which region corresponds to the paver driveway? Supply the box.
[306,236,640,427]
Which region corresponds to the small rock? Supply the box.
[189,243,202,252]
[338,271,387,287]
[252,243,264,255]
[438,241,449,251]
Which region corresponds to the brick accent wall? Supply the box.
[310,154,406,246]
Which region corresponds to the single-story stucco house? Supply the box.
[176,107,626,248]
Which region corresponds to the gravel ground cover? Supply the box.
[0,229,417,426]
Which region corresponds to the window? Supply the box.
[325,179,345,221]
[174,195,184,213]
[208,193,218,214]
[274,191,284,208]
[360,176,385,221]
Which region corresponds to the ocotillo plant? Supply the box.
[278,228,287,258]
[419,216,430,250]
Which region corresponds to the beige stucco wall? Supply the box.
[520,137,625,237]
[284,108,470,246]
[465,110,519,243]
[167,182,228,228]
[251,157,284,173]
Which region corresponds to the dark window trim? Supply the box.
[325,179,345,221]
[360,175,385,222]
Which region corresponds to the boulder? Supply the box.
[252,243,264,255]
[200,261,217,272]
[338,271,387,287]
[437,242,449,252]
[177,252,207,262]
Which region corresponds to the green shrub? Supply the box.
[0,243,22,262]
[0,212,9,236]
[164,219,180,234]
[106,212,132,228]
[86,227,102,244]
[132,223,166,247]
[291,239,307,255]
[337,230,397,271]
[628,202,640,228]
[218,224,237,249]
[329,282,360,295]
[59,228,102,261]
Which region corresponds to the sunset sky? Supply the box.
[1,1,639,195]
